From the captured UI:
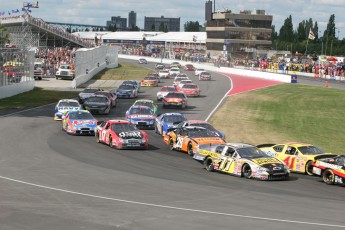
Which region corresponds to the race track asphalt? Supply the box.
[0,59,344,230]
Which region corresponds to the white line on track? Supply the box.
[1,71,344,228]
[0,175,344,228]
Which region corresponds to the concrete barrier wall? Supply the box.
[0,78,35,99]
[72,46,119,88]
[119,54,292,83]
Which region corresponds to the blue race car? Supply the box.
[126,105,156,129]
[116,83,138,98]
[155,113,187,136]
[54,99,82,121]
[61,110,97,135]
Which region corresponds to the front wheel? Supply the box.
[305,161,314,176]
[323,169,335,185]
[187,142,194,156]
[95,132,101,143]
[204,158,214,172]
[169,139,175,151]
[109,136,113,148]
[242,164,252,179]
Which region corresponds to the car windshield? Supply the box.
[58,101,80,107]
[166,93,185,98]
[182,84,197,89]
[129,107,153,115]
[160,70,169,73]
[112,123,138,133]
[160,87,176,92]
[123,81,136,85]
[164,115,186,123]
[69,112,94,120]
[134,101,154,108]
[298,146,325,155]
[60,65,70,69]
[119,84,135,90]
[84,97,108,103]
[144,77,156,80]
[187,129,219,138]
[201,72,210,76]
[237,147,269,159]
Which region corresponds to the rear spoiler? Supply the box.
[256,143,276,148]
[314,154,339,161]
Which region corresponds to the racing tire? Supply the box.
[95,133,100,143]
[305,161,314,176]
[323,169,335,185]
[242,164,252,179]
[187,142,194,156]
[169,139,175,151]
[204,158,214,172]
[109,136,113,148]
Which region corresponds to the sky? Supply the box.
[1,0,345,39]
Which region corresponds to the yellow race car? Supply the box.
[258,142,333,175]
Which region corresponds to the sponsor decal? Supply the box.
[317,161,343,170]
[252,158,281,165]
[118,131,142,138]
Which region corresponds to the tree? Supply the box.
[323,14,336,55]
[184,21,200,32]
[279,15,294,42]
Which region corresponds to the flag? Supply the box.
[308,30,315,40]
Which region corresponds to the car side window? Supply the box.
[225,148,235,156]
[105,123,110,130]
[215,146,224,154]
[273,145,284,152]
[285,146,297,155]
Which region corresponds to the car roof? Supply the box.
[108,120,131,124]
[135,99,154,103]
[277,142,313,147]
[58,99,79,103]
[223,143,256,149]
[130,105,153,109]
[162,113,184,116]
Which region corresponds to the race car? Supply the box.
[173,76,189,87]
[95,120,148,150]
[116,83,138,98]
[126,105,156,129]
[194,143,290,181]
[158,69,170,79]
[164,126,225,156]
[175,120,225,140]
[198,71,212,81]
[83,95,112,115]
[156,86,178,101]
[95,90,117,108]
[171,61,182,68]
[78,88,102,104]
[155,113,187,136]
[178,83,200,97]
[132,99,158,114]
[258,142,333,175]
[312,155,345,185]
[138,58,147,64]
[155,63,165,69]
[54,99,82,120]
[141,76,158,87]
[162,92,188,109]
[61,110,97,135]
[183,64,195,71]
[122,80,140,92]
[194,68,205,76]
[169,67,180,77]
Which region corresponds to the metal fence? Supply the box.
[0,48,34,87]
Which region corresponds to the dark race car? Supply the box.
[78,88,101,104]
[312,155,345,185]
[116,84,138,98]
[96,120,148,149]
[83,95,111,115]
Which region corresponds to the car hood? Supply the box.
[127,114,156,120]
[70,119,97,127]
[116,130,144,139]
[250,157,283,166]
[56,107,80,112]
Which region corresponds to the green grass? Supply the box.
[93,63,154,80]
[0,87,79,110]
[211,84,345,154]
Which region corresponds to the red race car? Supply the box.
[183,64,195,71]
[162,92,188,109]
[96,120,149,150]
[178,83,200,97]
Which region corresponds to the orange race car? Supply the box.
[164,126,225,156]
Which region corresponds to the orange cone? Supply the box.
[325,81,329,88]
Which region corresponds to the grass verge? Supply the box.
[0,87,79,110]
[93,63,155,80]
[210,84,345,154]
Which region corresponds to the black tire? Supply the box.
[95,132,100,143]
[169,139,174,151]
[305,161,314,176]
[109,136,113,148]
[242,164,252,179]
[187,142,194,156]
[323,169,335,185]
[204,158,214,172]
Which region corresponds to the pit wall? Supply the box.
[0,77,35,99]
[119,54,292,83]
[72,46,118,88]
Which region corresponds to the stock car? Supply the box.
[133,99,158,114]
[164,126,225,156]
[194,143,290,181]
[155,63,165,69]
[198,71,212,81]
[141,76,158,87]
[78,88,102,104]
[122,80,140,92]
[194,68,205,76]
[178,83,200,97]
[183,64,195,71]
[116,84,138,98]
[158,69,170,79]
[83,95,112,115]
[173,76,189,87]
[61,110,97,135]
[171,61,182,68]
[312,155,345,185]
[162,92,188,109]
[95,90,117,107]
[95,120,148,149]
[155,113,187,136]
[54,99,82,120]
[175,120,225,140]
[258,142,333,175]
[138,58,147,64]
[126,105,157,129]
[169,67,180,77]
[156,86,178,101]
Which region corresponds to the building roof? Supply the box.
[148,32,206,43]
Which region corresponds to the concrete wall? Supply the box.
[0,77,35,99]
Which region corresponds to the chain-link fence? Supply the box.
[0,48,34,87]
